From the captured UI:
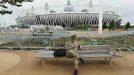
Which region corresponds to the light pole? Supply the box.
[45,2,49,14]
[98,0,103,34]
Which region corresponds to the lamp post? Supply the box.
[45,2,49,14]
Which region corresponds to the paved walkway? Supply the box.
[0,52,21,73]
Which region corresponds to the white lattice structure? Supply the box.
[16,0,121,29]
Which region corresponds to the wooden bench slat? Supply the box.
[36,53,111,58]
[80,54,111,58]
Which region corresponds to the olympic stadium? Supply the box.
[15,0,121,28]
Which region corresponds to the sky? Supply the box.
[0,0,134,27]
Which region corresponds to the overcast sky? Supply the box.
[0,0,134,27]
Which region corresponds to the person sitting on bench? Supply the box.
[65,34,84,75]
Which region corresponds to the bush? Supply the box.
[125,22,131,30]
[74,24,90,30]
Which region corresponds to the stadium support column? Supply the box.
[98,0,103,34]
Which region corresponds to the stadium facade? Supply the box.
[16,0,121,28]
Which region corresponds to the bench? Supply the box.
[36,45,122,65]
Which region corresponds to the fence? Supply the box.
[0,31,133,50]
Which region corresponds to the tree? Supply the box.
[19,24,30,29]
[103,22,107,29]
[0,0,33,15]
[9,25,19,29]
[115,19,122,29]
[125,22,131,30]
[81,9,88,13]
[131,25,134,28]
[74,24,89,30]
[109,20,116,31]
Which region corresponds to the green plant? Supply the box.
[109,20,116,31]
[125,22,131,30]
[103,22,107,29]
[79,40,89,45]
[19,24,30,29]
[116,19,122,29]
[74,24,90,30]
[0,0,33,15]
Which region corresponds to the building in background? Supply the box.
[16,0,121,29]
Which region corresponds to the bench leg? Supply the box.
[105,57,107,61]
[42,60,44,65]
[105,57,108,63]
[42,58,46,65]
[56,57,58,61]
[108,57,112,65]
